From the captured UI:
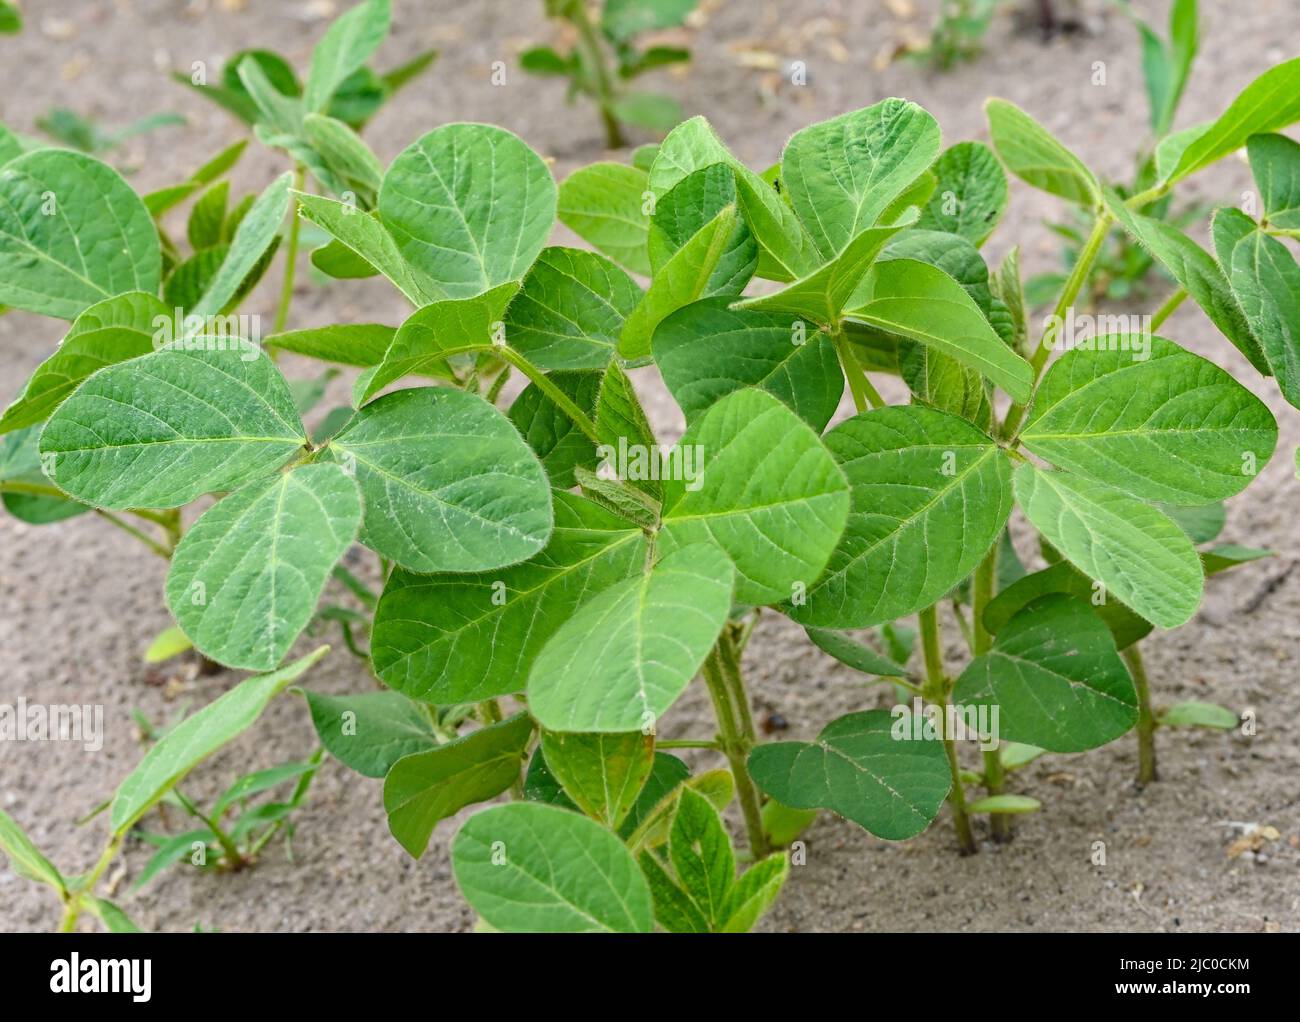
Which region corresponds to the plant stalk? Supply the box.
[1002,213,1112,438]
[701,631,770,859]
[272,165,306,336]
[568,0,626,148]
[498,348,601,442]
[970,547,1010,841]
[920,605,976,854]
[1150,288,1188,330]
[832,329,883,411]
[1123,645,1158,784]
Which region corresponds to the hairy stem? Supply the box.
[96,510,172,558]
[569,0,626,148]
[833,328,883,411]
[920,605,976,855]
[498,348,601,442]
[970,547,1009,841]
[1124,645,1158,784]
[1150,288,1188,330]
[701,630,770,859]
[57,831,125,932]
[272,165,306,336]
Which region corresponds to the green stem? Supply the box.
[1124,645,1158,784]
[658,738,722,750]
[1125,182,1171,210]
[0,480,65,499]
[96,510,172,558]
[920,605,976,854]
[568,1,626,148]
[701,633,770,859]
[57,831,124,932]
[1150,288,1188,330]
[1003,213,1112,439]
[272,165,306,335]
[485,364,511,406]
[832,328,883,411]
[970,546,1009,841]
[499,348,601,442]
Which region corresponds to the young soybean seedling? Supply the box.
[520,0,695,147]
[0,650,327,931]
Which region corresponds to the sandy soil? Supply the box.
[1,0,1298,932]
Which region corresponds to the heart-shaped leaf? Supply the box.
[954,594,1138,752]
[748,709,951,840]
[165,463,362,671]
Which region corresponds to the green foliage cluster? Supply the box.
[1,0,1297,932]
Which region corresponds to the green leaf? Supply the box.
[618,752,692,838]
[264,322,396,367]
[329,386,552,573]
[42,347,306,510]
[1013,464,1203,629]
[898,338,993,430]
[664,786,734,926]
[648,164,757,295]
[1105,194,1267,373]
[528,544,734,732]
[618,203,738,360]
[520,46,571,76]
[110,647,328,834]
[294,193,439,305]
[1249,133,1300,229]
[165,463,362,670]
[603,0,698,40]
[1161,57,1300,185]
[639,850,710,933]
[781,100,941,261]
[658,388,850,606]
[649,117,818,281]
[503,247,642,370]
[144,625,193,664]
[507,372,601,488]
[731,215,915,326]
[192,171,292,317]
[1162,501,1227,544]
[593,362,661,498]
[370,491,644,703]
[379,124,556,300]
[0,291,169,435]
[301,113,384,205]
[748,708,950,840]
[305,690,439,778]
[0,809,66,894]
[360,282,518,402]
[805,627,910,677]
[539,730,654,829]
[188,180,229,250]
[83,897,142,933]
[383,713,534,858]
[720,850,789,932]
[652,297,843,431]
[967,795,1041,814]
[760,799,818,847]
[847,258,1033,402]
[311,236,378,279]
[381,47,438,93]
[557,162,651,276]
[305,0,391,113]
[0,149,161,319]
[1202,543,1272,575]
[983,560,1154,651]
[954,594,1138,752]
[237,56,304,136]
[0,426,88,524]
[1159,700,1238,729]
[985,98,1101,207]
[786,405,1012,629]
[1223,217,1300,408]
[452,802,653,932]
[916,141,1008,245]
[610,92,683,132]
[1022,335,1276,505]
